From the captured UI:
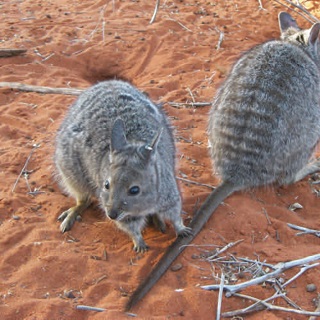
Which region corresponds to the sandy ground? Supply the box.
[1,0,320,319]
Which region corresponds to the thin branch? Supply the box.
[222,292,320,318]
[163,15,192,32]
[76,305,106,312]
[202,254,320,296]
[176,176,215,190]
[309,295,320,320]
[257,0,266,10]
[282,263,320,288]
[150,0,160,24]
[262,207,272,225]
[237,257,276,269]
[0,82,83,95]
[222,292,283,317]
[216,272,225,320]
[215,27,224,50]
[287,223,320,238]
[167,101,211,109]
[186,87,196,103]
[207,240,244,261]
[12,145,39,193]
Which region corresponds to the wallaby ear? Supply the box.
[309,23,320,47]
[139,128,163,160]
[111,118,127,152]
[278,12,300,33]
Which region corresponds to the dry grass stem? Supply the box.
[215,27,224,50]
[12,145,39,193]
[176,176,215,190]
[150,0,160,24]
[168,101,211,108]
[206,240,244,260]
[164,15,192,32]
[309,296,320,320]
[262,207,272,225]
[257,0,266,10]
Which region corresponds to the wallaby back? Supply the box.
[209,12,320,187]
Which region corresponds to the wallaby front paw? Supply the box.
[178,226,193,238]
[58,208,77,233]
[133,242,149,253]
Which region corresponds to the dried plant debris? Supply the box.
[197,246,320,318]
[288,202,303,211]
[287,223,320,238]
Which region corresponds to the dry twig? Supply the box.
[176,176,215,190]
[216,272,225,320]
[12,145,39,193]
[76,305,106,312]
[257,0,266,10]
[0,82,83,95]
[168,101,211,109]
[206,240,244,261]
[222,292,320,318]
[287,223,320,238]
[215,27,224,50]
[150,0,160,24]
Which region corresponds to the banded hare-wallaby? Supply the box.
[55,80,191,253]
[125,12,320,310]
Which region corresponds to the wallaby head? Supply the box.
[100,118,163,221]
[279,12,320,59]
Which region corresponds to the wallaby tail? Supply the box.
[125,180,235,311]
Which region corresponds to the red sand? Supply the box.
[0,1,319,319]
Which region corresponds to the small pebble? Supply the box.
[306,283,317,292]
[64,289,76,299]
[171,263,183,272]
[12,215,20,220]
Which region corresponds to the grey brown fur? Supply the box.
[126,12,320,310]
[55,80,191,252]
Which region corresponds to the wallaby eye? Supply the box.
[128,186,140,196]
[104,180,110,190]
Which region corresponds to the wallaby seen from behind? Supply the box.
[125,12,320,310]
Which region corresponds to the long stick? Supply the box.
[0,82,83,96]
[150,0,160,24]
[222,293,320,317]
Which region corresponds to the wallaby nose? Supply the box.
[108,209,118,220]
